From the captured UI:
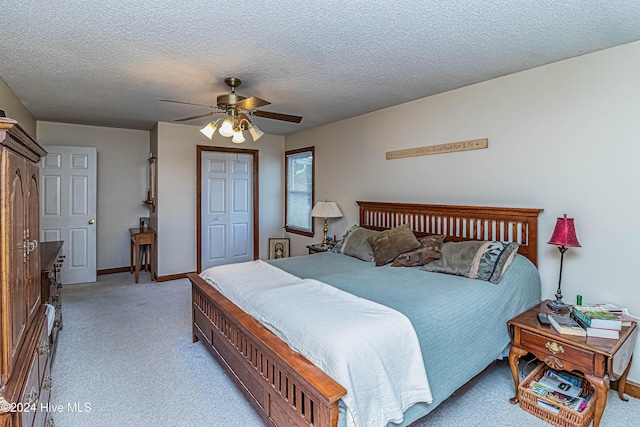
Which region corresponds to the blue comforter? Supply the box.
[269,252,541,427]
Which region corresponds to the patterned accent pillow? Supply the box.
[339,226,380,262]
[331,225,358,253]
[421,241,520,283]
[367,223,421,266]
[392,234,445,267]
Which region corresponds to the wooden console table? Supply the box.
[129,227,156,283]
[507,300,637,427]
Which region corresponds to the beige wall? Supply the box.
[154,122,285,277]
[0,77,36,138]
[285,41,640,381]
[36,121,151,270]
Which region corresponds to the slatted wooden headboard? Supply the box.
[357,201,543,266]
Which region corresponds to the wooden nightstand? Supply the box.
[307,243,334,254]
[507,300,637,427]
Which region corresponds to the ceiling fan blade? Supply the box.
[252,110,303,123]
[175,112,215,122]
[160,99,217,109]
[236,96,271,110]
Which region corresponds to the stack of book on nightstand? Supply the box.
[570,304,639,339]
[547,314,586,336]
[528,368,590,413]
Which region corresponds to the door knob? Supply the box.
[88,219,95,224]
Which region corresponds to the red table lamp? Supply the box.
[547,214,581,311]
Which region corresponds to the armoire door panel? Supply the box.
[25,162,41,325]
[1,149,26,383]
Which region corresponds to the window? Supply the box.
[285,147,314,236]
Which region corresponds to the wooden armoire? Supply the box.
[0,119,52,427]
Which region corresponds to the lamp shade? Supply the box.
[199,119,220,139]
[248,123,264,141]
[548,214,581,247]
[231,127,245,144]
[311,201,343,218]
[218,119,234,137]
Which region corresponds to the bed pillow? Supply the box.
[332,225,358,253]
[392,234,445,267]
[421,240,520,283]
[339,227,380,262]
[367,223,421,266]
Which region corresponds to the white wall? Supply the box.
[285,41,640,382]
[36,121,150,270]
[0,76,36,138]
[154,122,284,277]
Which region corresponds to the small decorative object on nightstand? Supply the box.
[311,201,343,247]
[547,214,581,312]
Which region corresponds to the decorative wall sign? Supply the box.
[386,138,488,160]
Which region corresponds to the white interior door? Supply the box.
[201,152,253,269]
[40,145,97,284]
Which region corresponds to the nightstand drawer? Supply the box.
[521,329,595,372]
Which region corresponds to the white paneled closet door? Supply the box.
[201,151,253,270]
[40,145,97,284]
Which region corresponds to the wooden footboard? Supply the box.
[189,273,346,427]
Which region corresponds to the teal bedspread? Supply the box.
[268,252,541,426]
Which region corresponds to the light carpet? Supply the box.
[51,272,640,426]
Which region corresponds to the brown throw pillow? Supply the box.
[367,224,420,266]
[392,234,445,267]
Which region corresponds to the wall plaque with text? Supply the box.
[386,138,488,160]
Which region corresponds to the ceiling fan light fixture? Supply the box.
[232,128,245,144]
[199,119,220,139]
[219,118,234,137]
[248,123,264,141]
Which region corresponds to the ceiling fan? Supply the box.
[161,77,303,142]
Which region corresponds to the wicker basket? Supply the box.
[518,363,596,427]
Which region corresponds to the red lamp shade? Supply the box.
[548,214,581,247]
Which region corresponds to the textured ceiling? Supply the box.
[1,1,640,135]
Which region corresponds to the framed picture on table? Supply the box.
[139,217,150,231]
[269,238,290,260]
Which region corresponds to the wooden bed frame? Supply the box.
[187,201,542,427]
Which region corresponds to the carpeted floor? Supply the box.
[51,272,640,426]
